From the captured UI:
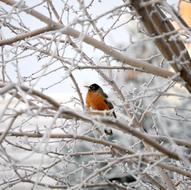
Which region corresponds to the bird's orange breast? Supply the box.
[86,91,109,110]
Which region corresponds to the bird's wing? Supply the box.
[99,88,116,117]
[97,87,108,98]
[104,99,113,109]
[104,99,116,118]
[102,91,108,98]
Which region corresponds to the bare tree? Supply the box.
[0,0,191,189]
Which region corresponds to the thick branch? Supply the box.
[131,1,191,92]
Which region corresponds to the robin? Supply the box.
[85,83,116,117]
[85,83,116,135]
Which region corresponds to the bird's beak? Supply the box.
[84,85,89,89]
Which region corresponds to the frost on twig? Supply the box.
[0,0,191,189]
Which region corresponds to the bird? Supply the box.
[85,83,116,135]
[85,83,116,117]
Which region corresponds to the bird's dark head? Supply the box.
[87,83,101,92]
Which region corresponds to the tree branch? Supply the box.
[0,26,56,46]
[131,0,191,92]
[1,0,175,79]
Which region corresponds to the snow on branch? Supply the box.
[0,0,191,189]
